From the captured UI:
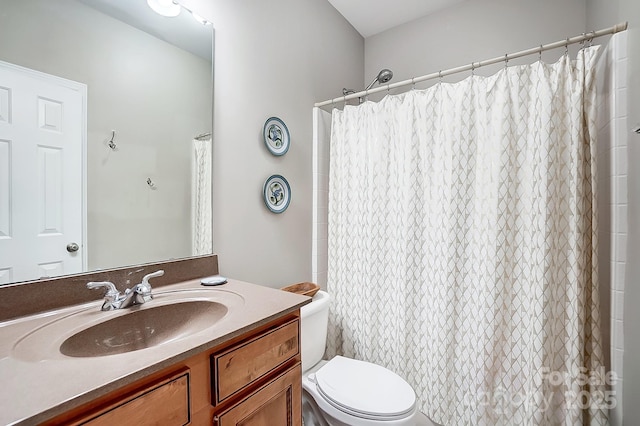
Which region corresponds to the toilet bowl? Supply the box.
[300,291,436,426]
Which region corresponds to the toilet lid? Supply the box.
[314,356,416,420]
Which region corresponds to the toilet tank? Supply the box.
[300,290,330,373]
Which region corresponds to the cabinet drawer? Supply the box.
[212,318,299,404]
[80,371,190,426]
[214,363,302,426]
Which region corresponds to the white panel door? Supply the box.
[0,61,86,283]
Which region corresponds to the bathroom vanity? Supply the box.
[48,312,302,425]
[0,256,309,425]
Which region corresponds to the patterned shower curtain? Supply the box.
[326,47,608,425]
[192,138,212,255]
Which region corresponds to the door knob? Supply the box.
[66,242,79,253]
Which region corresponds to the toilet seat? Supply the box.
[307,356,417,424]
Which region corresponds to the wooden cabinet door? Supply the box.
[212,318,300,405]
[72,371,190,426]
[214,363,301,426]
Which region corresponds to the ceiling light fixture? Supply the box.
[146,0,181,18]
[190,10,211,26]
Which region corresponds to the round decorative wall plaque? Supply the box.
[263,117,290,156]
[263,174,291,214]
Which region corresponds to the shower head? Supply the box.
[377,69,394,84]
[364,68,394,91]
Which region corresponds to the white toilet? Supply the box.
[300,291,437,426]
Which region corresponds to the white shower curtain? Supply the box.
[192,138,212,255]
[326,48,607,425]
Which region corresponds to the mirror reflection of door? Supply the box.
[0,0,213,285]
[0,61,86,283]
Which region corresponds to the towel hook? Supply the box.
[108,130,117,150]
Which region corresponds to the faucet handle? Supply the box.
[141,270,164,287]
[86,281,118,297]
[133,270,164,304]
[87,281,120,311]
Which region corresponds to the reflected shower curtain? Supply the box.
[192,138,212,255]
[326,48,607,425]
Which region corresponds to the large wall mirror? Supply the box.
[0,0,214,285]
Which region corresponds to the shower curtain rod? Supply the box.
[315,21,628,108]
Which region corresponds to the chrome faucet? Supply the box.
[87,270,165,311]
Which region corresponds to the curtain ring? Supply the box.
[539,45,543,61]
[565,37,570,55]
[411,77,416,91]
[580,33,586,50]
[588,31,595,47]
[471,62,475,76]
[504,54,508,69]
[438,70,443,84]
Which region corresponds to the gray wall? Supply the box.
[0,0,212,271]
[587,1,640,423]
[365,0,586,93]
[181,0,364,288]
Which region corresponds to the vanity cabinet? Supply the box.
[212,318,301,426]
[213,364,301,426]
[48,313,302,426]
[75,371,191,425]
[212,318,299,405]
